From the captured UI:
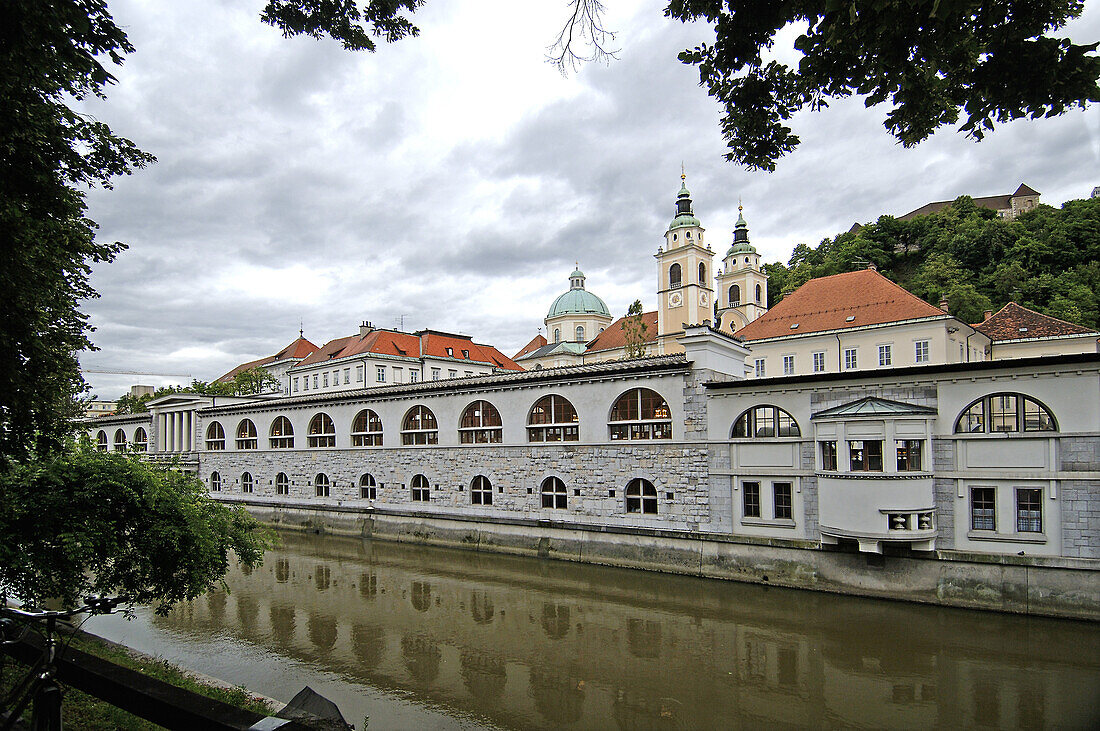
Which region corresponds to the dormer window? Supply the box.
[846,315,856,322]
[790,323,799,330]
[446,347,453,357]
[461,349,469,359]
[1019,327,1028,334]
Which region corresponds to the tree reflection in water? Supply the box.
[269,603,294,645]
[236,593,259,630]
[351,624,384,669]
[308,612,337,651]
[459,650,506,704]
[528,667,584,724]
[401,635,441,685]
[206,590,226,623]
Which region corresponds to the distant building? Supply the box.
[84,399,117,418]
[217,335,320,394]
[899,183,1040,221]
[975,302,1099,360]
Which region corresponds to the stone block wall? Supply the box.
[1060,480,1100,559]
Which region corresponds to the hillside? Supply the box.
[762,195,1100,328]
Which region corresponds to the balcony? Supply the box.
[817,474,936,553]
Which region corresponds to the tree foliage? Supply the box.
[764,195,1100,328]
[668,0,1100,170]
[621,299,649,358]
[114,368,281,414]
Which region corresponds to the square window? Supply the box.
[844,348,858,370]
[812,352,826,373]
[1016,488,1042,533]
[449,369,457,379]
[896,440,922,471]
[609,489,616,497]
[743,481,761,518]
[849,440,883,471]
[878,344,892,367]
[410,370,419,382]
[431,368,441,381]
[773,482,792,520]
[915,340,930,363]
[665,492,673,500]
[782,355,795,375]
[971,487,996,531]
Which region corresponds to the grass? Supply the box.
[1,629,273,730]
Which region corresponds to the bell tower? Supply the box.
[655,171,715,353]
[715,204,768,333]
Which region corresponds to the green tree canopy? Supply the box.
[621,299,649,358]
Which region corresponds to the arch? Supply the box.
[471,475,493,505]
[729,284,741,306]
[575,325,585,342]
[459,400,502,444]
[731,405,801,438]
[540,476,567,509]
[113,428,127,452]
[351,409,383,447]
[96,430,108,451]
[307,412,336,448]
[608,388,672,441]
[269,416,294,448]
[314,473,330,497]
[359,473,376,499]
[411,473,430,502]
[527,394,579,442]
[755,283,762,304]
[402,405,438,445]
[553,328,561,343]
[133,427,148,452]
[698,262,707,284]
[236,419,258,450]
[275,472,289,495]
[669,263,682,289]
[625,478,658,515]
[954,393,1057,434]
[205,421,225,450]
[241,471,254,493]
[210,471,221,492]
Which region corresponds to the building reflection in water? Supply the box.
[150,532,1100,730]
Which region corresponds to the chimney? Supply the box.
[866,263,877,271]
[983,309,993,321]
[939,298,949,313]
[359,320,374,337]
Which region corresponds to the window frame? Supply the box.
[731,405,801,439]
[540,476,568,509]
[205,421,225,450]
[914,340,930,364]
[971,487,996,531]
[773,482,793,520]
[742,481,761,518]
[133,427,148,452]
[820,441,838,471]
[896,439,923,472]
[953,393,1057,434]
[459,400,503,444]
[307,412,336,448]
[113,428,127,452]
[210,471,221,492]
[1016,488,1043,533]
[269,416,295,449]
[411,474,430,502]
[241,471,254,494]
[878,344,892,367]
[625,478,658,515]
[669,263,682,289]
[402,405,439,445]
[96,431,108,452]
[351,409,383,447]
[359,473,377,500]
[527,394,579,442]
[471,475,493,505]
[844,348,858,370]
[314,473,330,497]
[848,440,884,471]
[608,388,673,441]
[275,472,289,495]
[812,351,826,373]
[782,354,795,375]
[236,419,258,450]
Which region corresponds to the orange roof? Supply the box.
[217,336,320,382]
[734,269,947,341]
[513,334,547,360]
[585,311,659,352]
[974,302,1097,341]
[296,329,524,371]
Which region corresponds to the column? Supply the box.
[184,411,192,452]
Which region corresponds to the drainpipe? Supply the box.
[965,330,974,362]
[835,334,842,371]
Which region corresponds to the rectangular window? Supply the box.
[376,366,385,383]
[312,374,318,389]
[782,355,795,375]
[820,441,838,471]
[431,368,441,381]
[449,369,457,379]
[412,485,430,502]
[971,487,996,531]
[844,348,857,370]
[878,344,892,367]
[773,482,792,520]
[392,367,402,382]
[410,370,419,382]
[755,359,765,378]
[1016,488,1042,533]
[293,377,299,392]
[302,377,308,391]
[849,440,883,471]
[896,440,922,472]
[915,340,929,363]
[990,395,1018,432]
[743,481,761,518]
[812,352,826,373]
[356,365,364,382]
[323,373,328,388]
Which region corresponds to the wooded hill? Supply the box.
[762,195,1100,329]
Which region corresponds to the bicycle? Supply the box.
[0,596,119,731]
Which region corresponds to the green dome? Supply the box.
[668,177,701,231]
[547,289,611,318]
[727,241,757,256]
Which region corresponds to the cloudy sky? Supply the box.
[78,0,1100,399]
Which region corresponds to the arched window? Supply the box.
[402,406,438,445]
[575,325,585,342]
[96,430,108,451]
[205,421,225,450]
[275,472,289,495]
[553,328,561,343]
[669,263,682,289]
[359,473,376,500]
[460,400,502,444]
[954,393,1057,434]
[626,478,658,515]
[731,406,801,438]
[241,471,254,493]
[411,474,430,502]
[314,473,330,497]
[351,409,383,446]
[729,284,740,305]
[609,388,672,440]
[236,419,258,450]
[113,429,127,452]
[270,416,294,448]
[540,477,567,509]
[471,475,493,505]
[528,394,579,442]
[210,471,221,492]
[308,413,336,448]
[699,262,706,284]
[133,427,148,452]
[755,283,762,303]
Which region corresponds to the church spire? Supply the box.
[733,202,750,244]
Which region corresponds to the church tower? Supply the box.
[655,172,715,353]
[715,204,768,333]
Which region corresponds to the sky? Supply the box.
[77,0,1100,399]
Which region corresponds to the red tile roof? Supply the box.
[513,334,547,360]
[734,269,947,341]
[585,311,659,353]
[217,336,320,382]
[295,329,524,371]
[974,302,1097,341]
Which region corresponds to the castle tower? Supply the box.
[715,204,768,333]
[655,172,715,353]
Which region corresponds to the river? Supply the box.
[86,532,1100,730]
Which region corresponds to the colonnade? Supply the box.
[158,410,194,452]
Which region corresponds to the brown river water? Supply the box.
[86,532,1100,730]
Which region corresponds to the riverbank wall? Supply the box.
[221,497,1100,621]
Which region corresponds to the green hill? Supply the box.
[762,195,1100,328]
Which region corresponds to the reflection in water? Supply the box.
[142,532,1100,730]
